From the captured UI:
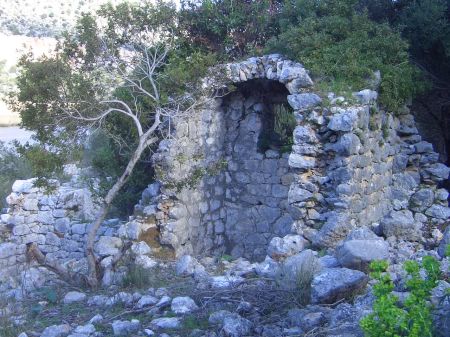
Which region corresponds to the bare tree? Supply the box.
[27,40,218,288]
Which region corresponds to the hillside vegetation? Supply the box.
[0,0,141,37]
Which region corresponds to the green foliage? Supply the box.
[258,103,296,153]
[122,264,152,289]
[0,59,15,98]
[82,132,154,216]
[0,142,32,208]
[220,254,233,262]
[178,0,281,60]
[266,0,424,111]
[16,143,67,186]
[182,315,209,330]
[273,104,296,153]
[360,257,442,337]
[398,0,449,54]
[164,158,228,192]
[160,51,218,97]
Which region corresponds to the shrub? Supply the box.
[122,264,152,289]
[265,0,426,111]
[360,256,442,337]
[0,142,32,208]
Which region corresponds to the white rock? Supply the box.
[95,236,123,257]
[111,320,140,336]
[89,314,103,324]
[171,296,199,314]
[74,324,95,334]
[131,241,152,255]
[135,255,157,269]
[150,317,181,330]
[12,179,37,193]
[40,324,71,337]
[63,291,86,304]
[209,276,244,289]
[136,295,158,308]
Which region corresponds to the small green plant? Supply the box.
[182,315,209,330]
[122,264,152,289]
[220,254,233,262]
[165,158,228,192]
[276,254,321,305]
[360,256,442,337]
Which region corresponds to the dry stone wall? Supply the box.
[139,54,450,260]
[0,55,449,296]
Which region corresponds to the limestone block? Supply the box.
[381,210,422,240]
[327,108,358,132]
[95,236,123,257]
[410,189,434,212]
[288,154,316,169]
[12,179,37,194]
[287,93,322,110]
[310,268,368,304]
[293,125,319,145]
[171,296,199,314]
[267,234,308,259]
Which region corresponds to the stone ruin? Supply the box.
[139,54,450,260]
[0,55,449,294]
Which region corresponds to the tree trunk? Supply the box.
[26,243,90,288]
[85,138,150,288]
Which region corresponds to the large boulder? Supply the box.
[222,315,253,337]
[175,255,206,277]
[63,291,86,304]
[150,317,181,330]
[311,268,368,304]
[381,210,422,241]
[95,236,123,257]
[267,234,308,260]
[313,212,354,248]
[336,228,389,271]
[171,296,198,314]
[40,324,71,337]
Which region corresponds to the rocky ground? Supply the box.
[1,227,449,337]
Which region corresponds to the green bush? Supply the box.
[265,0,426,111]
[360,256,442,337]
[0,142,32,208]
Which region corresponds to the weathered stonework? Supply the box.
[136,54,449,260]
[0,55,449,295]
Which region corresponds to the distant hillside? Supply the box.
[0,0,141,37]
[0,0,144,126]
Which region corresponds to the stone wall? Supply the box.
[0,55,448,295]
[140,54,450,260]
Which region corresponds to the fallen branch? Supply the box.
[26,243,90,288]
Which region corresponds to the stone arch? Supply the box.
[149,55,325,260]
